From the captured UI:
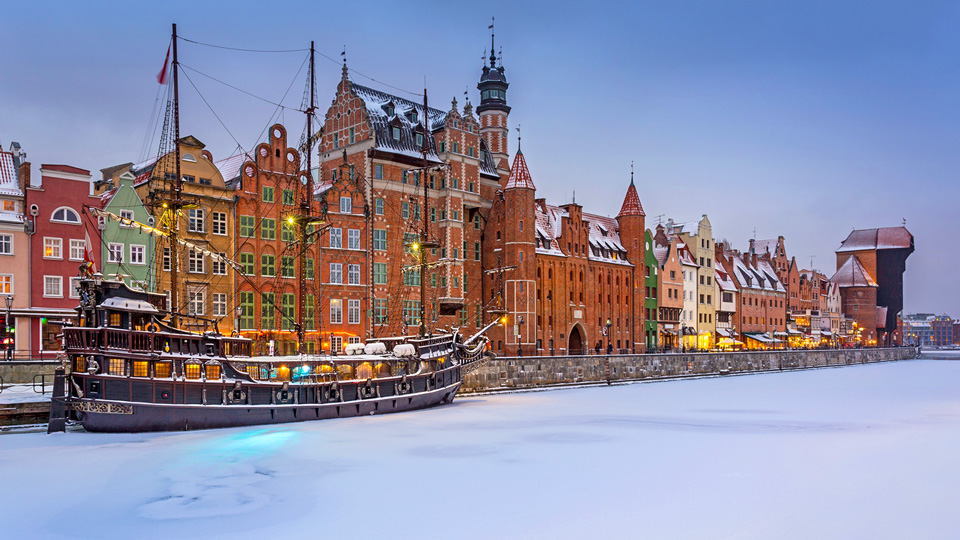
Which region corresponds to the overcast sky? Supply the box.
[3,1,958,316]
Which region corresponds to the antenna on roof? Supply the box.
[809,255,816,269]
[655,214,664,225]
[902,217,907,226]
[572,190,576,204]
[752,227,757,239]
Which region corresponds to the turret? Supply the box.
[615,168,646,264]
[501,147,536,355]
[477,27,510,174]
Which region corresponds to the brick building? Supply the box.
[653,232,682,350]
[716,244,787,349]
[832,227,914,346]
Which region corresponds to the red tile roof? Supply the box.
[836,227,912,252]
[830,255,877,287]
[617,180,645,217]
[504,151,535,190]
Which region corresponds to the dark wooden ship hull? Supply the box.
[71,366,463,433]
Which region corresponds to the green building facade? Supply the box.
[644,229,659,350]
[100,171,154,290]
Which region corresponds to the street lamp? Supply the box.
[234,305,243,336]
[4,294,13,360]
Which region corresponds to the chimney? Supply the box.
[749,238,755,255]
[18,161,31,192]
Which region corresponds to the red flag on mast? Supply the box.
[156,43,171,84]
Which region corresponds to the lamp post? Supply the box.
[4,294,13,360]
[604,318,613,384]
[234,305,243,336]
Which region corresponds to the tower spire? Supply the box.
[630,160,634,186]
[489,16,496,67]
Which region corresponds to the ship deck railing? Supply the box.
[63,327,252,358]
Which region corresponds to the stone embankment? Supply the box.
[461,347,918,393]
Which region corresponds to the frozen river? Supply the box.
[1,358,958,539]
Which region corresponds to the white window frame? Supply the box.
[51,207,80,224]
[188,249,204,274]
[129,244,145,265]
[43,275,63,298]
[330,335,343,353]
[330,299,342,324]
[347,229,360,250]
[212,211,227,235]
[43,237,62,259]
[69,277,82,298]
[340,197,352,214]
[0,274,12,294]
[69,239,84,261]
[348,264,361,285]
[212,293,227,317]
[187,286,205,316]
[107,242,123,264]
[0,234,13,255]
[329,228,342,249]
[329,263,342,284]
[348,299,361,324]
[187,208,204,233]
[119,209,135,227]
[212,253,227,275]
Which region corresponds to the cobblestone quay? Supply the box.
[461,347,918,393]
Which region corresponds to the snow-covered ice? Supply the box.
[0,384,52,404]
[1,359,959,539]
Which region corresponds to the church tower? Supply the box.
[477,27,511,177]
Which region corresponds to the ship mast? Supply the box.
[169,22,183,329]
[419,89,429,337]
[297,41,316,353]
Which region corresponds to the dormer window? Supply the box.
[383,102,395,116]
[416,133,424,147]
[406,109,418,122]
[392,127,401,141]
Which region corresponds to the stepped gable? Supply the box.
[617,179,645,217]
[830,255,878,287]
[837,227,912,252]
[504,150,535,190]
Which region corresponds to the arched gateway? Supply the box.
[568,324,586,355]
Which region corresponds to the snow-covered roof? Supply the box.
[752,238,777,256]
[215,152,254,188]
[837,227,913,252]
[0,150,21,197]
[350,83,445,164]
[617,181,645,217]
[505,151,535,190]
[533,203,631,265]
[830,255,878,288]
[729,254,785,293]
[715,261,738,292]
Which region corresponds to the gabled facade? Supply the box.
[667,215,716,348]
[0,145,30,358]
[25,164,101,358]
[99,170,154,291]
[130,136,236,333]
[642,230,658,350]
[653,230,683,350]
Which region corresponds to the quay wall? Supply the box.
[0,361,60,385]
[461,347,918,393]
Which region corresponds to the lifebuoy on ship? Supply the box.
[359,379,376,399]
[146,322,159,333]
[397,376,411,395]
[326,383,340,402]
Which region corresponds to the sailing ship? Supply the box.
[47,25,499,433]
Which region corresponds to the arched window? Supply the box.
[51,207,80,224]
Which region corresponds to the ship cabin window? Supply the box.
[109,312,122,327]
[246,365,262,380]
[73,356,86,373]
[155,362,172,378]
[357,362,374,380]
[337,364,355,379]
[133,361,149,377]
[205,363,221,380]
[184,362,202,380]
[375,363,392,377]
[108,358,126,376]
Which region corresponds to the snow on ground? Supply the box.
[1,359,959,540]
[0,384,52,404]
